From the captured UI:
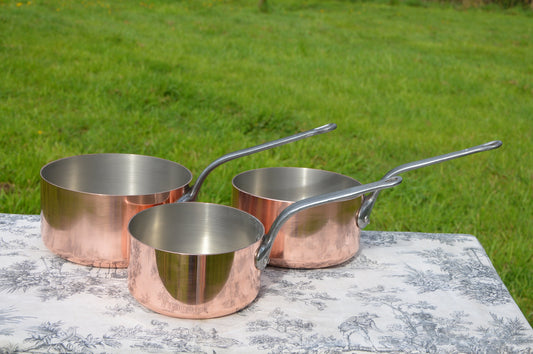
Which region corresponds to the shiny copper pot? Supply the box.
[232,140,502,269]
[127,176,402,318]
[40,124,336,268]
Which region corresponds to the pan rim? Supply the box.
[232,166,363,203]
[128,202,265,256]
[40,153,193,197]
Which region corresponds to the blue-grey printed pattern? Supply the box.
[401,247,511,305]
[0,213,532,353]
[345,285,532,352]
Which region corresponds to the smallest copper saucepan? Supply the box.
[232,140,502,268]
[127,176,402,319]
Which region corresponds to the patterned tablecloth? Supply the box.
[0,213,532,353]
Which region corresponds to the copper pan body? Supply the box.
[232,167,363,268]
[128,203,263,319]
[40,154,191,268]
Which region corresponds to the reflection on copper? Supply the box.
[232,187,362,269]
[41,179,182,268]
[155,251,234,304]
[128,236,261,319]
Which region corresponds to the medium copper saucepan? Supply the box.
[232,140,502,269]
[40,123,336,268]
[127,176,402,319]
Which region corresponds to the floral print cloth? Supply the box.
[0,213,532,353]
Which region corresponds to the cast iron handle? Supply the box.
[356,140,502,229]
[178,123,337,202]
[255,176,403,270]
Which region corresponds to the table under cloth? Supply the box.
[0,213,531,353]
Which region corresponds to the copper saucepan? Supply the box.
[127,176,403,319]
[40,123,337,268]
[231,140,502,269]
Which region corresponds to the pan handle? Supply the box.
[255,176,403,270]
[178,123,337,202]
[356,140,502,229]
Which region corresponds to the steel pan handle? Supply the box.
[255,176,403,270]
[356,140,502,229]
[178,123,337,202]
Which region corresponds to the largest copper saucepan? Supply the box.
[127,176,403,319]
[232,140,502,268]
[40,124,336,268]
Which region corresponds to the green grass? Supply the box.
[0,0,532,325]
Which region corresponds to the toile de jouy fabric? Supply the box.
[0,213,532,353]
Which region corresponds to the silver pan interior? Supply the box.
[128,202,265,255]
[40,154,193,196]
[232,167,362,202]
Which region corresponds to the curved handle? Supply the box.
[357,140,502,229]
[255,176,403,270]
[178,123,337,202]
